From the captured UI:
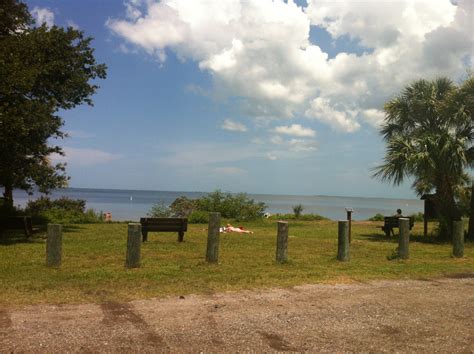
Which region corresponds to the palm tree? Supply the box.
[374,77,474,241]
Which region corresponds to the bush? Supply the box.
[188,210,209,224]
[25,196,102,224]
[195,190,267,221]
[410,212,424,222]
[147,201,173,217]
[169,196,196,217]
[268,213,328,221]
[292,204,304,218]
[368,213,385,221]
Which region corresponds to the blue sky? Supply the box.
[26,0,473,198]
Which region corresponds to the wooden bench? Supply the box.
[0,216,35,238]
[381,216,414,237]
[140,217,188,242]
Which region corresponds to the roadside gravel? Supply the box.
[1,276,473,352]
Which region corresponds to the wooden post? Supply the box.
[337,220,350,261]
[346,209,353,243]
[452,220,464,258]
[398,218,410,259]
[206,212,220,263]
[126,223,141,268]
[276,221,288,263]
[46,224,62,267]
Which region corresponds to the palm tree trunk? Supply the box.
[467,181,474,241]
[435,177,461,242]
[3,184,13,208]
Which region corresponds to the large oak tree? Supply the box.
[0,0,106,208]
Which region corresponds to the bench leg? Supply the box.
[142,231,148,242]
[178,231,184,242]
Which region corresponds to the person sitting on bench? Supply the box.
[394,209,403,217]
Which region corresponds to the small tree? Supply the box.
[0,0,107,206]
[147,201,172,218]
[292,204,304,218]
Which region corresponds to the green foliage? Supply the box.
[0,1,107,204]
[410,212,424,222]
[368,213,385,221]
[147,201,173,218]
[373,77,474,240]
[292,204,304,218]
[169,196,196,217]
[24,196,102,224]
[188,210,209,224]
[268,213,328,221]
[195,190,267,221]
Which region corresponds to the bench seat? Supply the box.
[140,217,188,242]
[381,216,414,237]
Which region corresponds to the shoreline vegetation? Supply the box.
[1,220,472,306]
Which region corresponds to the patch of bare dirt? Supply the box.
[1,278,473,352]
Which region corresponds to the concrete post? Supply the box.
[206,212,220,263]
[337,220,350,261]
[46,224,62,267]
[126,223,141,268]
[276,221,289,263]
[452,220,464,258]
[398,218,410,259]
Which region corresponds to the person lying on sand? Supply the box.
[219,224,254,234]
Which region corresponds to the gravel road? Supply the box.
[1,276,473,352]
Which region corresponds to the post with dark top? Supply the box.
[337,220,350,261]
[276,221,289,263]
[206,212,220,263]
[452,220,464,258]
[126,223,141,268]
[345,208,353,243]
[398,218,410,259]
[46,224,62,267]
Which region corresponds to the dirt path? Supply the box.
[1,277,473,352]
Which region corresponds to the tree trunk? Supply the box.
[467,181,474,241]
[2,184,14,209]
[435,177,461,242]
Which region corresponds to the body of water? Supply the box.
[12,188,424,221]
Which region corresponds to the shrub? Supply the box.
[195,190,267,221]
[292,204,304,218]
[268,213,328,221]
[188,210,209,224]
[368,213,385,221]
[169,196,196,217]
[25,196,102,224]
[147,201,173,217]
[410,212,424,222]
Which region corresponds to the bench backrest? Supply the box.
[140,217,188,232]
[384,216,414,228]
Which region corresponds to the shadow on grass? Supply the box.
[0,232,45,246]
[62,225,85,233]
[360,232,441,244]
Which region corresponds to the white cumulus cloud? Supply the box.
[108,0,473,134]
[274,124,315,137]
[221,118,247,132]
[50,147,121,167]
[31,7,55,27]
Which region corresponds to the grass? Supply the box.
[0,220,473,306]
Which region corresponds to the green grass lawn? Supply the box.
[1,220,473,305]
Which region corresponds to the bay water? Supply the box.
[12,188,423,221]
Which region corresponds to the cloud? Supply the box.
[274,124,315,137]
[212,167,246,175]
[31,7,55,27]
[266,153,277,161]
[221,118,247,132]
[108,0,473,133]
[50,147,121,166]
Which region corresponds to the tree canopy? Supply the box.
[0,0,107,207]
[373,76,474,240]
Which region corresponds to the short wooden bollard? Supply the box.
[126,223,141,268]
[337,220,350,261]
[452,220,464,258]
[276,221,288,263]
[46,224,62,267]
[206,212,220,263]
[398,218,410,259]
